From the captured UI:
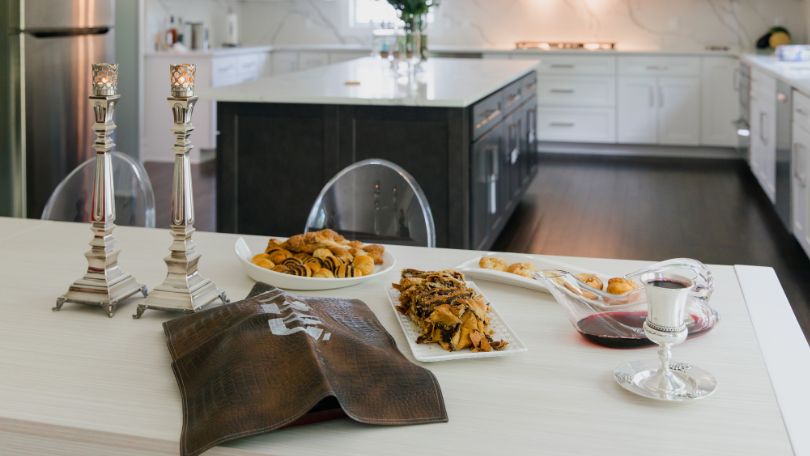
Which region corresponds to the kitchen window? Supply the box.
[351,0,398,26]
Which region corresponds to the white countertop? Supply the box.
[145,45,273,58]
[741,53,810,95]
[0,218,808,455]
[202,57,538,107]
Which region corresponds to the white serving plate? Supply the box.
[234,237,396,291]
[455,253,600,293]
[387,280,527,362]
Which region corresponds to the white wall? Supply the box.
[237,0,806,51]
[144,0,241,52]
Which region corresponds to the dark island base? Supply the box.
[216,73,537,250]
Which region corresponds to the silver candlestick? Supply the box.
[134,64,227,318]
[54,63,148,318]
[614,271,717,401]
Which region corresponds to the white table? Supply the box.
[0,218,808,456]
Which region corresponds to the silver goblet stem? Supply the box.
[54,63,147,317]
[134,64,227,318]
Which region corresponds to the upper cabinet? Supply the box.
[700,56,739,147]
[617,56,700,145]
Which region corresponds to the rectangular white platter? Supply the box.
[386,280,528,362]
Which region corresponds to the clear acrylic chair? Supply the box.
[305,158,436,247]
[41,152,156,228]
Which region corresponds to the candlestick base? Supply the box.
[55,273,147,318]
[134,272,227,319]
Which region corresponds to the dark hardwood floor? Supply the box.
[144,161,217,233]
[494,154,810,342]
[144,154,810,341]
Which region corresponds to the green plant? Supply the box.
[385,0,440,30]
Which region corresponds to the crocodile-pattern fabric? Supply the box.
[163,283,448,456]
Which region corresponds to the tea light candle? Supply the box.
[91,63,118,96]
[169,63,196,97]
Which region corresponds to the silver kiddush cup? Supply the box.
[134,64,227,318]
[613,271,717,401]
[54,63,147,317]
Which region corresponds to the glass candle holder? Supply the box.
[170,63,196,97]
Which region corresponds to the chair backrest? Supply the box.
[41,151,156,228]
[305,159,436,247]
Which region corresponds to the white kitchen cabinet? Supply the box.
[657,77,700,145]
[537,107,616,143]
[535,55,617,143]
[143,49,271,163]
[271,51,299,75]
[749,72,777,202]
[617,76,658,143]
[617,57,700,146]
[793,126,810,256]
[700,56,739,147]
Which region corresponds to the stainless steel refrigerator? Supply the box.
[4,0,115,218]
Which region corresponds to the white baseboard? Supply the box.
[537,141,743,159]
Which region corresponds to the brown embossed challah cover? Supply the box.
[163,283,447,456]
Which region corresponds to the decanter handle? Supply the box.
[625,258,714,304]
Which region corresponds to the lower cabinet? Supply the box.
[617,76,658,143]
[749,75,777,202]
[471,122,505,250]
[657,77,700,145]
[792,123,810,257]
[617,76,700,145]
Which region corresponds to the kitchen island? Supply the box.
[206,57,538,249]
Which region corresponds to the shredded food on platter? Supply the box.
[393,269,508,352]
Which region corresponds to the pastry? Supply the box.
[575,273,604,291]
[506,262,536,278]
[250,253,275,269]
[606,277,638,295]
[250,229,385,279]
[479,256,508,271]
[353,255,375,276]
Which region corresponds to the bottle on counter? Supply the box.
[165,15,177,47]
[224,7,239,47]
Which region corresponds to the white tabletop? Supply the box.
[741,53,810,96]
[202,57,538,107]
[0,218,807,456]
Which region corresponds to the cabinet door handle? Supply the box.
[646,65,668,71]
[795,143,807,187]
[488,147,499,215]
[549,122,575,127]
[550,88,575,94]
[733,67,740,91]
[760,112,767,144]
[550,64,575,69]
[658,86,664,108]
[797,108,808,117]
[475,108,502,130]
[506,93,520,104]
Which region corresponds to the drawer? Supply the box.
[212,56,241,86]
[794,90,810,133]
[618,56,700,76]
[501,72,537,114]
[537,75,615,107]
[472,92,503,139]
[536,55,616,75]
[536,107,616,143]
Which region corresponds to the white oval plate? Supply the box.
[387,280,527,362]
[234,237,396,291]
[455,253,600,293]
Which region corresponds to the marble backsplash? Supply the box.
[146,0,807,52]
